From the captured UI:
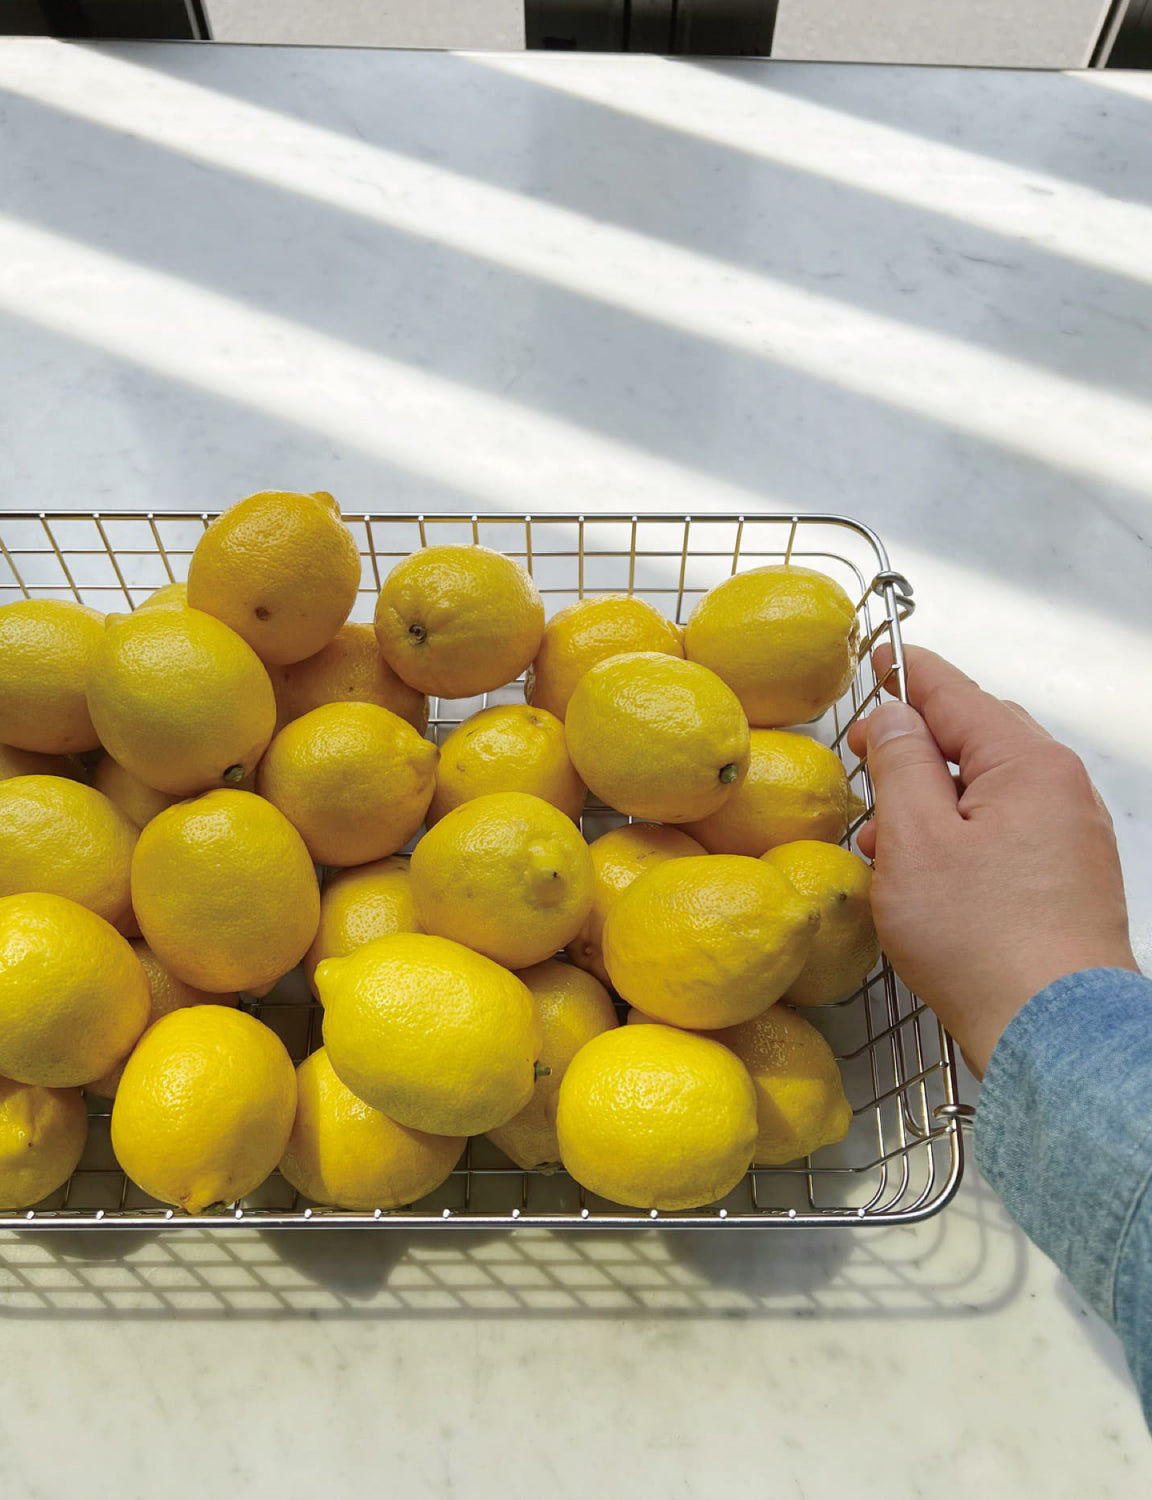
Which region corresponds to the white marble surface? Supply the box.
[0,38,1151,1495]
[773,0,1109,67]
[207,0,525,50]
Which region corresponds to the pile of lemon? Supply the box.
[0,491,879,1217]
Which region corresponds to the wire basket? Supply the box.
[0,509,963,1232]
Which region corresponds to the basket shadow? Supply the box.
[0,1169,1026,1323]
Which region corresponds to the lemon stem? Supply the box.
[719,763,740,784]
[534,1062,552,1080]
[408,623,427,642]
[222,765,247,784]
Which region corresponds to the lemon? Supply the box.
[0,1077,88,1211]
[92,753,181,829]
[428,704,585,827]
[0,745,83,783]
[565,653,750,822]
[111,1006,297,1215]
[486,959,618,1172]
[137,582,188,612]
[0,893,150,1087]
[187,490,362,665]
[556,1024,757,1210]
[374,544,545,699]
[525,594,683,720]
[0,775,137,926]
[279,1048,465,1211]
[762,842,879,1006]
[0,599,104,753]
[684,566,860,727]
[305,857,422,999]
[603,855,819,1029]
[85,941,238,1100]
[132,790,320,993]
[86,608,276,796]
[565,822,705,986]
[707,1006,853,1164]
[258,702,438,867]
[681,730,849,856]
[410,791,594,969]
[318,933,542,1135]
[270,622,428,734]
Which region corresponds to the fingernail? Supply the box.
[867,701,923,750]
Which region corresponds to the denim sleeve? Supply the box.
[975,968,1152,1426]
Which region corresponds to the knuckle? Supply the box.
[1036,741,1094,794]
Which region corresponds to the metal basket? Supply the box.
[0,509,963,1232]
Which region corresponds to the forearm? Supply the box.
[975,968,1152,1425]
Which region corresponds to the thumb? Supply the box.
[865,701,958,846]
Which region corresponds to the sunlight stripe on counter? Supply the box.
[1,45,1149,509]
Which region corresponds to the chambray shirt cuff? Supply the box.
[974,967,1152,1325]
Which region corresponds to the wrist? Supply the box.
[964,947,1141,1079]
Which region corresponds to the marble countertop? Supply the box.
[1,38,1150,1496]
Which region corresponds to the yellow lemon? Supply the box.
[279,1048,465,1211]
[0,775,137,925]
[318,933,542,1136]
[131,790,320,993]
[86,608,276,796]
[0,1078,89,1211]
[111,1006,296,1215]
[410,791,594,969]
[565,822,705,986]
[0,893,150,1087]
[565,653,750,822]
[305,857,422,999]
[374,544,545,699]
[762,842,880,1006]
[603,855,819,1029]
[428,704,585,827]
[681,730,849,856]
[0,599,104,753]
[137,581,188,612]
[187,490,362,665]
[684,565,860,727]
[92,753,181,829]
[486,959,618,1172]
[707,1006,853,1164]
[0,744,84,782]
[258,702,438,867]
[556,1024,757,1210]
[525,594,683,720]
[85,941,238,1100]
[270,622,428,734]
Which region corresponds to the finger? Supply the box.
[1002,700,1054,738]
[847,714,973,776]
[865,700,960,847]
[870,641,898,695]
[872,646,1052,757]
[873,644,975,718]
[855,818,876,860]
[874,646,1048,780]
[846,642,923,753]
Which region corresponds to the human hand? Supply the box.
[846,646,1138,1077]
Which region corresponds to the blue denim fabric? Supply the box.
[975,968,1152,1429]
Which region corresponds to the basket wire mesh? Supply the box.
[0,510,962,1231]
